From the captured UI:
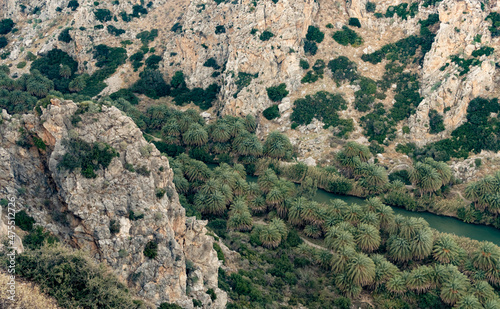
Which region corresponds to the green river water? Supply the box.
[245,175,500,245]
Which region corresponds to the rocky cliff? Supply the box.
[0,0,499,167]
[0,100,226,308]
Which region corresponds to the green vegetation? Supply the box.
[429,109,445,134]
[365,1,376,12]
[58,28,72,43]
[57,137,119,178]
[305,25,324,43]
[11,244,144,308]
[143,240,158,258]
[486,12,500,37]
[15,210,35,231]
[215,25,226,34]
[421,97,500,160]
[328,56,358,83]
[0,19,14,35]
[332,26,363,46]
[233,72,258,98]
[263,104,280,120]
[107,25,126,36]
[0,37,7,49]
[203,57,220,70]
[259,30,274,41]
[303,39,317,55]
[94,8,112,22]
[384,2,419,20]
[299,59,309,69]
[266,83,288,102]
[290,91,353,137]
[348,18,361,28]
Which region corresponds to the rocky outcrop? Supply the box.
[0,100,226,308]
[408,0,498,145]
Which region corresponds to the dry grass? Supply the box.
[0,270,60,309]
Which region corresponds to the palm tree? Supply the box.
[227,211,253,231]
[440,277,469,305]
[387,236,412,262]
[356,163,389,195]
[407,266,432,293]
[336,152,362,178]
[375,204,395,232]
[343,141,371,162]
[173,174,189,193]
[233,177,249,196]
[386,273,407,295]
[366,197,385,212]
[326,229,355,251]
[465,181,481,207]
[288,197,307,227]
[484,299,500,309]
[259,225,282,248]
[247,182,261,199]
[59,65,72,79]
[454,295,482,309]
[248,196,267,214]
[235,132,263,156]
[304,224,322,238]
[346,253,376,286]
[301,201,322,225]
[335,273,362,298]
[258,168,278,193]
[398,217,428,240]
[472,242,500,271]
[360,211,380,227]
[372,255,398,288]
[343,203,363,224]
[410,162,443,196]
[184,160,211,181]
[229,198,249,215]
[212,142,232,154]
[244,114,257,133]
[195,190,226,215]
[473,281,496,305]
[411,228,433,260]
[270,218,288,240]
[210,121,231,143]
[355,223,380,252]
[486,193,500,214]
[162,119,181,137]
[331,246,356,274]
[433,235,460,264]
[424,158,452,186]
[183,123,208,146]
[263,131,293,159]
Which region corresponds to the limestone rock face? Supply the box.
[408,0,497,146]
[0,100,226,308]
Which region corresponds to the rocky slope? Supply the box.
[0,0,499,170]
[0,99,226,308]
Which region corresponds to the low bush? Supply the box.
[15,210,35,231]
[259,30,274,41]
[348,18,361,28]
[428,109,445,134]
[328,56,358,83]
[94,8,112,22]
[303,40,317,55]
[332,26,363,46]
[263,104,280,120]
[305,26,324,43]
[266,83,288,102]
[58,28,72,43]
[0,19,14,35]
[144,240,158,258]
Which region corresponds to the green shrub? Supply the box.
[299,59,309,69]
[234,72,258,97]
[259,30,274,41]
[144,240,158,258]
[213,242,225,262]
[215,25,226,34]
[471,46,494,57]
[388,169,411,185]
[17,61,26,68]
[428,109,445,134]
[94,9,112,22]
[365,1,376,12]
[109,219,120,234]
[170,22,182,33]
[15,210,35,231]
[131,69,170,98]
[145,54,162,69]
[203,57,220,70]
[67,0,79,11]
[291,91,348,130]
[266,83,288,102]
[107,25,125,36]
[57,137,119,179]
[303,40,317,55]
[332,26,363,46]
[109,89,139,105]
[486,12,500,37]
[475,158,482,167]
[384,3,418,20]
[263,104,280,120]
[395,142,416,155]
[305,25,324,43]
[0,19,14,35]
[328,56,358,83]
[348,18,361,28]
[23,226,59,250]
[0,36,7,49]
[16,244,142,308]
[58,28,72,43]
